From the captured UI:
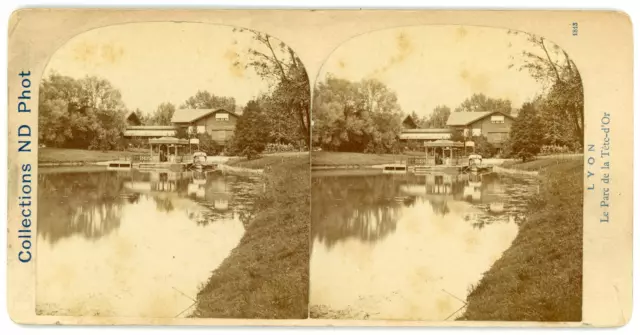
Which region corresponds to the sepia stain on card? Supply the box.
[73,41,124,66]
[224,47,245,78]
[101,43,124,65]
[72,41,96,63]
[455,26,468,41]
[370,31,414,78]
[459,67,490,94]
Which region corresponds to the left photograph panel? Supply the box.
[35,22,311,319]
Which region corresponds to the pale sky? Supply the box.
[317,25,556,118]
[44,22,280,114]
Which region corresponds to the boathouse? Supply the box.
[123,108,239,146]
[445,111,514,149]
[171,108,238,146]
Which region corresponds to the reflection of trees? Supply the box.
[428,199,450,216]
[312,175,404,248]
[152,196,175,212]
[38,171,125,244]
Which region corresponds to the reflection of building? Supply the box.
[186,172,233,212]
[426,174,454,195]
[122,170,237,221]
[124,171,192,193]
[462,173,482,202]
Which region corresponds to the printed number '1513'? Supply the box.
[572,22,578,36]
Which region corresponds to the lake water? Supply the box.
[36,168,262,318]
[310,170,539,320]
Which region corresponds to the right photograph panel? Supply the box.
[310,25,583,322]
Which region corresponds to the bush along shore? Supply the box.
[190,154,310,319]
[459,158,583,321]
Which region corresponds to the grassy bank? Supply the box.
[191,154,309,319]
[38,147,141,163]
[227,152,309,170]
[500,154,583,171]
[311,151,421,167]
[460,157,583,321]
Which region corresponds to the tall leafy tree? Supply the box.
[232,100,270,158]
[181,91,236,112]
[149,102,176,126]
[236,29,311,148]
[312,75,402,153]
[508,102,544,161]
[39,72,126,150]
[424,105,451,128]
[454,93,512,114]
[509,31,584,146]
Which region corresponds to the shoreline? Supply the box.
[190,154,309,319]
[459,158,583,321]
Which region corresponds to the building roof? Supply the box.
[171,108,237,123]
[401,128,450,133]
[400,133,451,140]
[424,140,465,148]
[127,125,176,130]
[125,111,142,126]
[399,128,451,140]
[402,115,418,129]
[124,126,176,137]
[446,111,513,126]
[148,137,189,145]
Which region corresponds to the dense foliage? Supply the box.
[39,73,127,150]
[312,76,403,153]
[228,100,270,159]
[504,31,584,159]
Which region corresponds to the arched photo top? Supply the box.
[41,21,311,151]
[312,25,583,154]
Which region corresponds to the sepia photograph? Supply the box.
[5,9,633,328]
[310,25,583,321]
[35,22,310,319]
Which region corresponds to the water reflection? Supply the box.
[37,169,262,317]
[310,171,538,320]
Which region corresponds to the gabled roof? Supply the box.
[402,115,418,129]
[148,137,189,145]
[446,111,514,126]
[125,111,142,125]
[123,128,176,137]
[399,133,451,140]
[401,128,450,134]
[171,108,238,123]
[127,125,176,130]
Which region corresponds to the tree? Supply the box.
[195,133,219,155]
[236,29,311,148]
[39,72,127,150]
[454,93,512,114]
[509,31,584,146]
[233,100,270,159]
[424,105,451,128]
[181,91,236,112]
[312,75,403,153]
[409,111,422,127]
[149,102,176,126]
[471,135,496,158]
[508,102,544,161]
[175,127,189,139]
[449,129,466,143]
